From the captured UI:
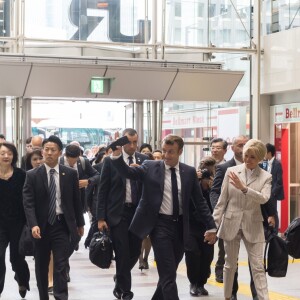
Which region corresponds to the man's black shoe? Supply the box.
[230,294,237,300]
[19,286,27,299]
[113,287,122,299]
[197,285,209,296]
[121,291,134,300]
[189,284,198,296]
[215,275,223,283]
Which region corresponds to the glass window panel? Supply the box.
[175,2,182,17]
[24,0,151,44]
[0,0,10,37]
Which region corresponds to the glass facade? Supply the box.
[0,0,264,167]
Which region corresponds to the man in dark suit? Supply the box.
[263,143,284,233]
[59,143,99,281]
[23,135,85,300]
[97,128,147,300]
[110,134,217,300]
[60,144,100,213]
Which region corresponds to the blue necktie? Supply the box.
[48,169,57,225]
[170,167,179,219]
[128,156,138,205]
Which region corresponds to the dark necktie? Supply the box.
[170,167,179,219]
[128,156,138,205]
[48,168,57,225]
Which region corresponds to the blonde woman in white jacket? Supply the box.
[213,139,272,300]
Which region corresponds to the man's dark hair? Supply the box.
[140,143,153,153]
[162,135,184,150]
[153,149,162,154]
[25,136,32,144]
[65,144,81,158]
[0,142,18,166]
[122,128,137,137]
[210,138,228,149]
[0,134,5,140]
[42,135,63,151]
[266,143,276,157]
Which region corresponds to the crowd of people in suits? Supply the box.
[0,129,284,300]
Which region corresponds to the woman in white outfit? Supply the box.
[213,139,272,300]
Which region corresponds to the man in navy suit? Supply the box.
[97,128,147,300]
[111,134,217,300]
[23,135,85,300]
[263,143,284,233]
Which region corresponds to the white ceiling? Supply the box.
[0,55,244,102]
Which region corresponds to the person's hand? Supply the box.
[98,219,109,232]
[79,179,89,189]
[130,163,139,167]
[204,231,217,245]
[112,146,122,157]
[77,226,84,236]
[268,216,275,227]
[196,170,203,179]
[228,171,247,191]
[32,226,41,239]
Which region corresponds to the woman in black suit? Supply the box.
[0,142,30,298]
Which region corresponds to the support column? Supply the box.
[134,101,144,146]
[11,97,23,156]
[22,98,32,152]
[151,101,158,149]
[156,100,163,149]
[0,98,6,136]
[251,0,261,139]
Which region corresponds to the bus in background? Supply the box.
[32,126,114,149]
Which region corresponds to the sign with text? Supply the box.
[274,103,300,123]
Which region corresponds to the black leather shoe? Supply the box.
[121,291,134,300]
[230,294,237,300]
[197,285,209,296]
[19,286,27,299]
[143,261,149,269]
[113,287,122,299]
[215,275,223,283]
[189,284,198,296]
[138,261,145,271]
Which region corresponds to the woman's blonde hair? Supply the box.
[243,139,266,161]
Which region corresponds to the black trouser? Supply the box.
[185,222,214,286]
[110,205,142,294]
[0,222,30,294]
[34,216,70,300]
[150,215,184,300]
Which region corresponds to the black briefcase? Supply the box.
[89,230,113,269]
[19,224,35,256]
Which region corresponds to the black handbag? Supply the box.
[19,224,35,256]
[89,230,113,269]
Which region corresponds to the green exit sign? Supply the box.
[90,77,113,95]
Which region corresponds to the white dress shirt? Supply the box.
[159,163,183,216]
[122,149,136,204]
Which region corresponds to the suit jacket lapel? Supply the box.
[59,165,65,196]
[179,163,186,201]
[159,161,165,194]
[246,167,260,185]
[40,165,49,192]
[237,164,247,186]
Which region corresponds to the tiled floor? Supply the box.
[3,223,300,300]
